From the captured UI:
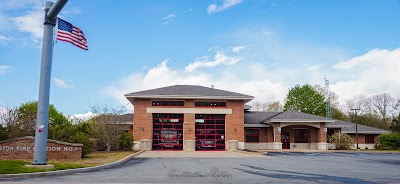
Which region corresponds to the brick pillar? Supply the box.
[183,113,195,151]
[273,122,282,150]
[319,123,327,142]
[317,122,327,150]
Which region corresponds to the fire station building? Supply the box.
[124,85,387,151]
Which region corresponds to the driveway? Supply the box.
[2,152,400,184]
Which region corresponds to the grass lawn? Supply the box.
[0,151,137,174]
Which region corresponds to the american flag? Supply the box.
[56,18,88,50]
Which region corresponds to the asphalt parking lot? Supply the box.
[2,152,400,184]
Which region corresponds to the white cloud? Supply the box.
[104,55,287,111]
[232,46,245,52]
[304,64,324,72]
[11,8,43,41]
[185,51,243,72]
[0,65,11,75]
[207,0,243,14]
[162,13,176,24]
[331,48,400,103]
[54,77,74,88]
[0,36,12,45]
[332,48,400,70]
[69,112,96,121]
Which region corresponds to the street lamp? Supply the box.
[350,108,361,149]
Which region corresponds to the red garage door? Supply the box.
[152,114,183,150]
[195,114,225,151]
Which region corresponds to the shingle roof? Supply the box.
[125,85,254,103]
[244,111,281,124]
[339,120,388,134]
[268,110,335,122]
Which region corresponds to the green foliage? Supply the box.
[377,133,400,149]
[284,84,326,116]
[390,113,400,132]
[332,107,347,121]
[329,133,355,150]
[48,121,93,157]
[117,132,133,151]
[0,124,7,141]
[67,131,93,157]
[5,101,69,139]
[352,113,383,130]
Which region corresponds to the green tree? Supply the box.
[117,132,133,151]
[332,107,347,121]
[4,101,69,139]
[377,133,400,149]
[390,113,400,132]
[284,84,326,116]
[0,124,7,141]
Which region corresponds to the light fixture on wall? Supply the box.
[188,128,191,132]
[234,128,237,132]
[141,128,144,131]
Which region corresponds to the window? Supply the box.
[195,101,226,107]
[365,135,374,144]
[294,129,308,143]
[245,129,259,143]
[152,101,184,106]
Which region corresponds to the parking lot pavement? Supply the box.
[136,150,268,158]
[2,152,400,184]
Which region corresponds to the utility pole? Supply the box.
[32,0,69,165]
[350,108,361,149]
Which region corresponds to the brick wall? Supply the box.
[259,128,269,142]
[349,134,367,144]
[267,127,273,142]
[132,98,246,144]
[0,137,82,160]
[225,100,244,142]
[133,99,153,141]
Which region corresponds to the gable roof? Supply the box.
[125,85,254,104]
[267,110,335,123]
[244,111,281,124]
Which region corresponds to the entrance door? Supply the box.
[281,132,290,149]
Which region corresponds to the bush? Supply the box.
[329,133,355,150]
[117,132,133,151]
[67,132,93,157]
[377,133,400,150]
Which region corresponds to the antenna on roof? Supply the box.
[325,76,332,118]
[211,85,214,89]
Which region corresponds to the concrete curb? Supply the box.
[0,150,145,179]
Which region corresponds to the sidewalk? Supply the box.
[136,150,269,158]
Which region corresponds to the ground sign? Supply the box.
[0,136,82,160]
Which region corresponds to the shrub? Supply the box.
[68,132,93,157]
[117,132,133,151]
[329,133,355,150]
[377,133,400,150]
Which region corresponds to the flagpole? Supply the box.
[32,0,68,165]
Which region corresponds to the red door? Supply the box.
[281,132,290,149]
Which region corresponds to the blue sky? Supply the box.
[1,0,400,117]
